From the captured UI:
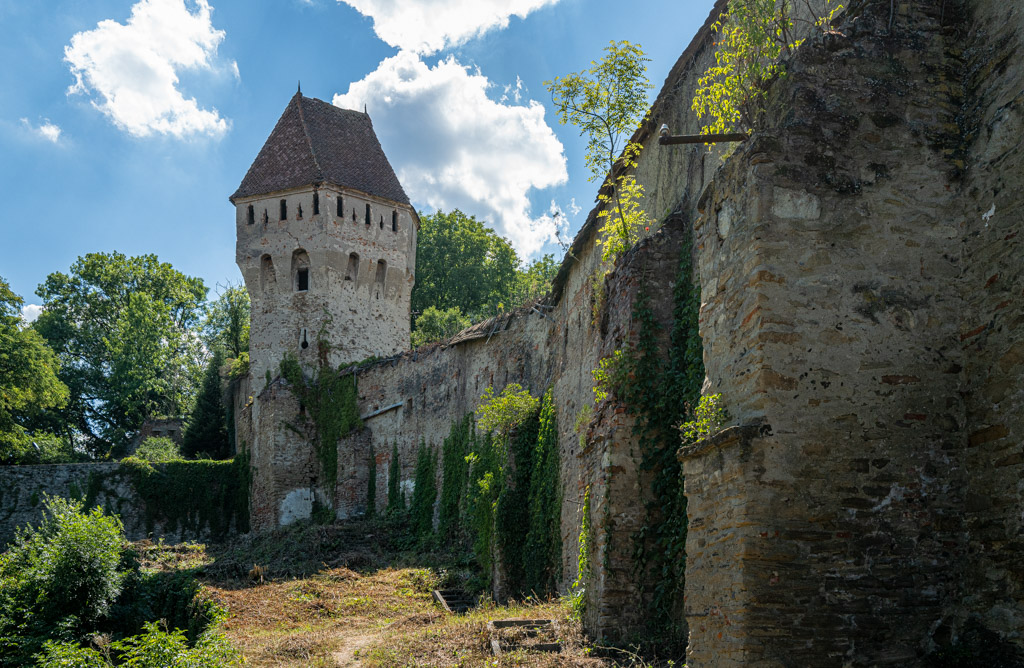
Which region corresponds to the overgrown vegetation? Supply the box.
[181,346,229,459]
[546,41,654,261]
[409,440,437,541]
[0,495,236,666]
[569,485,591,622]
[279,351,362,492]
[693,0,842,134]
[118,456,250,538]
[591,224,704,639]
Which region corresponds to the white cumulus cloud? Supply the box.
[337,0,560,54]
[64,0,230,138]
[334,51,567,258]
[20,118,62,143]
[20,304,43,324]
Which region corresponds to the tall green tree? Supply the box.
[181,347,229,459]
[202,283,250,358]
[34,252,207,458]
[410,210,519,324]
[0,277,70,463]
[510,254,560,306]
[546,41,654,260]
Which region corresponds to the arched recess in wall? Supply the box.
[374,260,387,299]
[291,249,310,292]
[346,253,360,281]
[260,254,276,292]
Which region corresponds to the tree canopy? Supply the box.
[202,283,250,359]
[33,252,207,458]
[0,277,69,462]
[410,210,560,346]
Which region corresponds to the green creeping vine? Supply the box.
[279,352,362,492]
[409,439,437,540]
[569,485,591,622]
[387,442,403,513]
[118,454,251,537]
[366,443,377,517]
[437,414,474,539]
[601,223,703,636]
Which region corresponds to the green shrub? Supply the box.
[132,437,181,463]
[0,495,234,667]
[36,621,242,667]
[0,496,127,662]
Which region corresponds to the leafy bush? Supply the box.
[0,431,81,465]
[0,496,127,662]
[36,621,241,667]
[132,437,181,463]
[474,383,539,437]
[0,495,235,667]
[678,394,730,443]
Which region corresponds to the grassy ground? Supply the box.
[138,519,677,667]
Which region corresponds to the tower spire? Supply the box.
[297,80,301,95]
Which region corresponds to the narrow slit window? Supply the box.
[247,204,255,225]
[297,204,303,219]
[300,328,309,349]
[379,215,384,229]
[262,209,269,224]
[346,253,359,281]
[365,203,371,225]
[337,195,344,217]
[280,199,287,221]
[312,192,320,215]
[392,210,397,232]
[292,249,310,292]
[352,208,357,222]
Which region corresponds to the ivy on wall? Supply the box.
[279,352,362,492]
[604,221,703,635]
[366,443,376,517]
[409,439,437,541]
[437,413,474,539]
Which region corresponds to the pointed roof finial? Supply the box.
[364,103,367,115]
[297,80,301,95]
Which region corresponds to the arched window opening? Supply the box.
[392,210,397,232]
[312,191,320,215]
[300,328,309,350]
[375,260,387,285]
[247,204,254,225]
[337,195,344,217]
[280,199,287,221]
[365,203,371,225]
[260,254,276,291]
[292,249,311,292]
[346,253,359,281]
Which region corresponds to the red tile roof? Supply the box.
[231,92,410,206]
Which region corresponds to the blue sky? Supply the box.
[0,0,716,317]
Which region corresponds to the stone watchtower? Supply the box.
[231,91,417,383]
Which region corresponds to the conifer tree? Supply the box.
[181,347,228,459]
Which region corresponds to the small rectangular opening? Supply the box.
[365,202,371,225]
[297,268,309,291]
[392,210,397,232]
[247,204,254,225]
[337,195,343,217]
[312,191,320,215]
[280,199,287,221]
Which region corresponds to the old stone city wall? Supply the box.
[680,0,1024,665]
[0,461,247,548]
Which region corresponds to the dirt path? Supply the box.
[331,630,379,666]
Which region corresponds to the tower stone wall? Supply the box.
[235,184,416,383]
